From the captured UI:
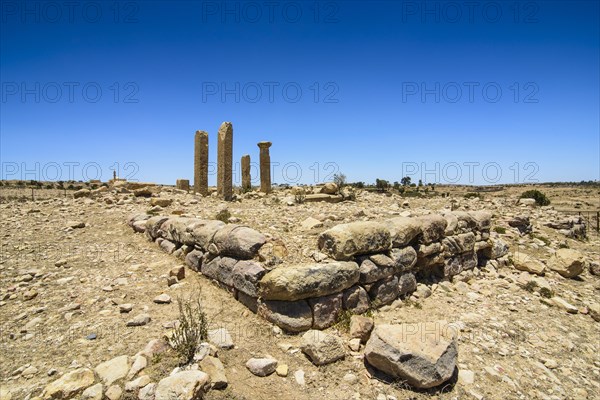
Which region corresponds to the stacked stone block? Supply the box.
[128,210,507,333]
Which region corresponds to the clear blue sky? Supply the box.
[1,0,598,186]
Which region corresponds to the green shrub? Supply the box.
[215,209,231,223]
[493,226,506,234]
[169,294,208,365]
[520,190,550,206]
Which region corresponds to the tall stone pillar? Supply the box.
[241,155,251,192]
[194,130,208,196]
[258,141,272,194]
[217,122,233,201]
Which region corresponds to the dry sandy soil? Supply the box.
[0,183,599,400]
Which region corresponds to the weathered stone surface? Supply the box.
[246,358,277,376]
[416,215,448,244]
[145,216,169,240]
[350,315,374,343]
[159,239,178,254]
[257,299,313,333]
[342,285,370,314]
[154,371,210,400]
[200,356,228,389]
[398,272,417,296]
[365,323,458,389]
[548,248,585,278]
[80,383,103,400]
[417,242,442,257]
[301,330,345,366]
[128,213,150,227]
[132,220,147,233]
[390,246,418,272]
[358,258,397,284]
[320,182,338,195]
[258,141,272,194]
[191,220,226,250]
[442,232,476,256]
[259,262,359,301]
[212,225,266,259]
[318,221,391,260]
[470,211,492,231]
[482,238,509,259]
[73,188,91,199]
[201,256,237,286]
[94,355,131,386]
[513,252,546,275]
[444,252,477,278]
[150,198,172,207]
[194,130,209,196]
[304,193,344,203]
[241,154,251,192]
[176,179,190,191]
[385,217,422,247]
[508,215,532,234]
[300,217,323,230]
[231,260,266,297]
[185,249,203,271]
[160,217,198,245]
[308,293,343,330]
[236,291,258,313]
[366,275,399,306]
[41,368,95,399]
[217,122,233,201]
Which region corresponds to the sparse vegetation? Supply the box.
[493,226,506,234]
[333,173,347,191]
[464,192,483,200]
[216,209,232,223]
[520,189,550,206]
[294,192,306,204]
[169,294,209,365]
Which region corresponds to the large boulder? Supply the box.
[358,258,396,284]
[300,330,345,366]
[318,222,391,260]
[160,217,197,245]
[320,182,339,194]
[259,262,359,301]
[548,248,585,278]
[482,238,509,259]
[154,371,210,400]
[469,211,492,231]
[190,220,226,250]
[512,252,546,275]
[385,217,422,247]
[211,225,267,259]
[415,215,447,244]
[308,293,343,330]
[365,323,458,389]
[342,285,370,314]
[257,299,313,332]
[41,368,95,399]
[201,256,237,286]
[145,216,169,240]
[366,275,399,306]
[442,232,476,256]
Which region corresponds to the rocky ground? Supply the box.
[0,183,599,400]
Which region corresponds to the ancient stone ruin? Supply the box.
[127,210,508,333]
[192,122,271,199]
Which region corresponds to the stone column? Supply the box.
[217,122,233,201]
[241,155,251,192]
[176,179,190,191]
[258,141,272,194]
[194,130,208,196]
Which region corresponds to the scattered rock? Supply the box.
[155,371,211,400]
[41,368,95,399]
[349,315,374,343]
[548,248,585,278]
[200,356,228,389]
[94,355,131,386]
[512,252,546,275]
[153,293,172,304]
[246,358,278,377]
[365,322,458,389]
[126,314,151,327]
[276,364,289,377]
[300,330,345,366]
[208,328,234,349]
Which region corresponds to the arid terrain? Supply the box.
[1,182,599,400]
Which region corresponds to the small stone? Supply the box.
[81,383,103,400]
[21,366,38,378]
[246,358,278,377]
[294,369,305,386]
[124,375,151,392]
[104,385,122,400]
[86,333,97,340]
[119,304,133,313]
[167,276,178,286]
[170,266,185,280]
[343,373,358,384]
[276,364,289,377]
[200,356,228,389]
[349,315,374,343]
[126,314,151,327]
[348,338,361,352]
[138,383,156,400]
[552,297,578,314]
[458,370,475,385]
[126,355,147,380]
[301,330,345,366]
[95,355,131,386]
[153,294,172,304]
[23,290,38,300]
[55,259,67,267]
